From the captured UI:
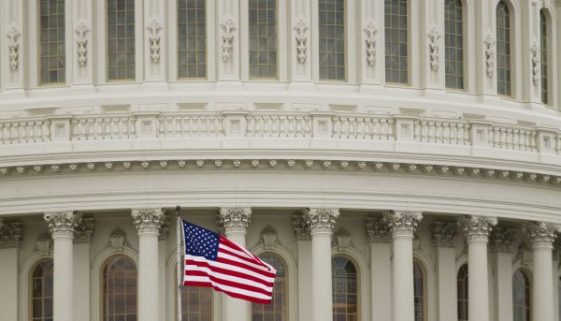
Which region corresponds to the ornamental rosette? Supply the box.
[366,217,391,243]
[131,208,165,235]
[431,221,457,247]
[0,220,23,249]
[528,221,558,248]
[304,208,339,234]
[219,207,252,234]
[384,211,422,237]
[44,211,81,237]
[460,216,497,242]
[292,213,311,241]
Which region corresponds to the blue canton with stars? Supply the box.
[183,220,220,261]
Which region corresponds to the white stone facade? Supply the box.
[1,0,561,321]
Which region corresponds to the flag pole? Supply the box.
[175,205,183,321]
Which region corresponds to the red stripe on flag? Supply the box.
[185,259,274,287]
[185,269,273,296]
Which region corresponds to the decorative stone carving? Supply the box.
[219,207,252,234]
[489,226,517,252]
[363,21,377,67]
[109,228,127,252]
[36,233,53,255]
[514,241,533,268]
[530,42,540,86]
[483,34,496,78]
[292,213,311,241]
[147,18,162,64]
[158,213,170,241]
[220,17,236,63]
[258,226,279,250]
[431,221,457,247]
[75,20,90,67]
[528,221,557,248]
[0,220,23,249]
[333,228,351,249]
[74,216,95,244]
[293,19,308,64]
[460,216,497,242]
[384,211,423,237]
[131,208,165,235]
[7,25,21,72]
[44,211,81,237]
[427,27,440,72]
[365,217,391,243]
[304,208,339,234]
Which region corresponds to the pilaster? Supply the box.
[293,213,312,321]
[217,0,240,82]
[143,0,166,82]
[431,221,458,321]
[475,0,498,96]
[490,226,516,321]
[1,0,27,94]
[422,0,446,91]
[0,220,22,321]
[366,217,391,321]
[290,0,312,83]
[528,221,557,321]
[70,0,94,86]
[73,217,94,321]
[521,0,543,104]
[358,0,383,87]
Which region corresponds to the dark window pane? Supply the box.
[385,0,408,84]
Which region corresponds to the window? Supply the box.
[181,284,213,321]
[444,0,464,89]
[177,0,206,79]
[102,255,137,321]
[540,10,548,104]
[31,259,54,321]
[332,256,358,321]
[457,264,468,321]
[319,0,346,80]
[249,0,278,79]
[252,253,287,321]
[413,262,425,321]
[107,0,136,80]
[385,0,408,84]
[39,0,65,85]
[513,270,531,321]
[496,0,511,96]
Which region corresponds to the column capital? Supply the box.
[131,208,165,235]
[431,221,458,247]
[384,211,422,238]
[460,216,497,243]
[0,220,23,249]
[219,207,252,234]
[489,226,517,252]
[366,217,391,243]
[528,221,558,249]
[74,217,95,244]
[292,213,311,241]
[44,211,81,237]
[304,208,339,235]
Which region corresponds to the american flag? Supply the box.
[181,220,277,304]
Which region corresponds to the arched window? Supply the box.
[107,0,136,80]
[332,256,358,321]
[181,283,213,321]
[177,0,207,79]
[31,259,54,321]
[496,0,511,96]
[457,264,468,321]
[413,261,425,321]
[102,255,137,321]
[385,0,409,84]
[249,0,278,79]
[540,10,549,104]
[251,252,287,321]
[444,0,464,89]
[39,0,66,85]
[319,0,346,80]
[513,270,531,321]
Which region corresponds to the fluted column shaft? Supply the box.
[219,207,252,321]
[305,208,339,321]
[367,217,391,321]
[529,222,556,321]
[44,212,80,321]
[385,211,422,321]
[132,208,164,321]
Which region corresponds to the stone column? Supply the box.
[366,217,392,321]
[219,207,252,321]
[293,213,313,321]
[385,211,422,321]
[44,211,81,321]
[73,217,95,321]
[0,220,23,321]
[304,208,339,321]
[461,216,497,321]
[528,222,557,321]
[490,227,516,321]
[431,221,458,321]
[131,208,165,321]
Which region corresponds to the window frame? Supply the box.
[383,0,411,86]
[413,260,427,321]
[176,0,209,80]
[331,254,360,321]
[100,254,138,321]
[316,0,348,82]
[457,264,469,321]
[29,258,54,321]
[444,0,466,91]
[251,252,288,321]
[495,0,513,97]
[539,9,552,106]
[247,0,280,80]
[512,269,532,321]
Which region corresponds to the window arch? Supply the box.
[413,261,425,321]
[249,0,278,79]
[177,0,207,79]
[444,0,464,89]
[332,255,358,321]
[39,0,66,85]
[107,0,136,80]
[513,269,531,321]
[318,0,346,80]
[385,0,409,84]
[540,10,549,104]
[496,0,511,96]
[102,255,137,321]
[30,259,54,321]
[251,252,287,321]
[457,264,468,321]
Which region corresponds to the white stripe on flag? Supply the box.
[185,263,273,292]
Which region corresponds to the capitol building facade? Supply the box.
[1,1,561,321]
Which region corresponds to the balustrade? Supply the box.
[0,119,50,145]
[158,114,225,137]
[246,114,312,138]
[332,115,394,141]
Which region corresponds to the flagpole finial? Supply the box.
[175,205,181,214]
